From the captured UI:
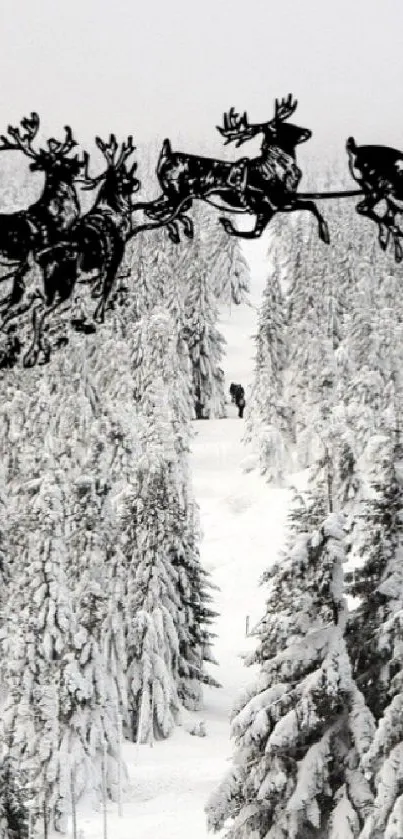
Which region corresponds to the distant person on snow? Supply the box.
[229,383,246,418]
[195,385,207,420]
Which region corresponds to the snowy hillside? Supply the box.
[65,238,292,839]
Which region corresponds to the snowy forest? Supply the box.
[1,139,403,839]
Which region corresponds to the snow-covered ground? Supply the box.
[61,234,292,838]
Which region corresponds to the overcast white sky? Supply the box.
[1,0,403,159]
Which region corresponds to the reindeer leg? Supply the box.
[144,195,194,222]
[167,222,180,244]
[219,209,273,239]
[129,196,195,240]
[282,199,330,244]
[93,250,123,324]
[354,192,391,249]
[178,214,194,239]
[144,200,173,220]
[24,302,51,368]
[382,197,403,261]
[151,206,193,240]
[0,289,42,331]
[394,238,403,263]
[23,303,47,368]
[23,294,75,368]
[23,250,79,366]
[131,196,172,218]
[0,261,31,312]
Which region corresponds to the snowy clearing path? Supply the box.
[62,236,291,838]
[74,418,290,839]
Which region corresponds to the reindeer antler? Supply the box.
[46,125,78,158]
[217,108,255,147]
[273,94,298,123]
[77,134,138,191]
[77,151,92,180]
[0,112,40,158]
[76,149,106,191]
[115,136,136,169]
[95,134,119,166]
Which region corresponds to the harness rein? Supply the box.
[203,187,364,215]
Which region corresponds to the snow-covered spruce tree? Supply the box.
[130,308,219,707]
[206,497,374,839]
[130,307,194,455]
[0,754,29,839]
[345,434,403,721]
[168,483,220,709]
[129,308,219,708]
[335,243,403,468]
[60,574,124,809]
[182,239,226,419]
[341,433,403,838]
[359,666,403,838]
[53,360,136,799]
[346,438,403,838]
[2,474,73,834]
[3,451,124,830]
[244,258,291,483]
[283,167,370,472]
[116,414,182,744]
[204,216,251,307]
[115,220,184,323]
[284,227,332,466]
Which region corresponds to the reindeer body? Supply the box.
[155,140,301,210]
[133,95,329,244]
[347,142,403,189]
[0,181,81,264]
[0,114,86,309]
[156,142,242,208]
[347,137,403,261]
[17,134,139,368]
[0,214,36,263]
[35,175,81,234]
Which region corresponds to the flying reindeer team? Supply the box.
[0,94,402,369]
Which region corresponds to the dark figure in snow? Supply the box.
[194,386,206,420]
[229,383,246,418]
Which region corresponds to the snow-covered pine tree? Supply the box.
[340,430,403,838]
[2,437,124,829]
[0,754,29,839]
[59,573,123,811]
[130,307,219,709]
[2,474,73,834]
[130,307,194,456]
[168,483,221,709]
[206,495,374,839]
[204,217,251,307]
[359,668,403,839]
[182,240,226,419]
[285,225,331,465]
[345,434,403,721]
[342,433,403,839]
[117,436,182,743]
[244,257,291,483]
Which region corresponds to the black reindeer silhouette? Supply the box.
[346,136,403,262]
[12,134,140,367]
[0,112,87,312]
[132,94,329,245]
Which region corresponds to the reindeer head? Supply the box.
[267,95,311,149]
[217,95,311,153]
[79,134,140,209]
[0,113,89,183]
